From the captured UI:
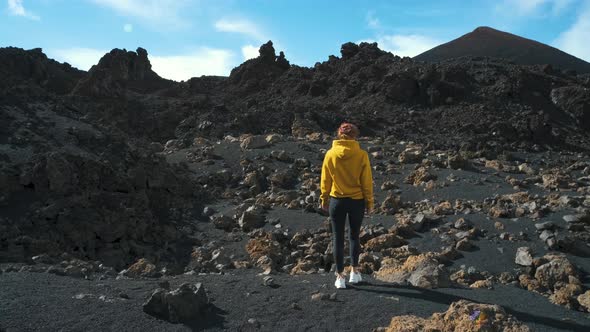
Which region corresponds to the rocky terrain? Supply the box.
[1,35,590,331]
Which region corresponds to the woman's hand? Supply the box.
[320,202,329,212]
[365,207,374,215]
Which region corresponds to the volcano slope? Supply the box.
[1,42,590,331]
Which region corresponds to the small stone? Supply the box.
[268,218,280,225]
[454,218,470,230]
[515,247,533,266]
[455,238,473,251]
[73,293,93,300]
[290,302,302,310]
[203,206,216,217]
[534,222,555,231]
[119,293,130,299]
[578,290,590,312]
[539,230,554,242]
[563,215,581,223]
[546,237,557,249]
[31,254,55,264]
[247,318,260,328]
[143,283,209,324]
[311,292,330,301]
[262,276,277,287]
[454,231,471,240]
[470,279,493,289]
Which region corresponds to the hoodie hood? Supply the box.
[332,139,360,160]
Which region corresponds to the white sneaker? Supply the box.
[334,275,346,289]
[349,271,362,284]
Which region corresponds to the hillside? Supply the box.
[415,26,590,74]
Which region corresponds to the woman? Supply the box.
[320,122,374,289]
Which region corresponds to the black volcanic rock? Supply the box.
[2,39,590,272]
[228,41,291,93]
[72,47,172,97]
[551,86,590,130]
[0,47,84,95]
[415,26,590,74]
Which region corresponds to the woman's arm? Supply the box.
[360,152,374,212]
[320,153,333,209]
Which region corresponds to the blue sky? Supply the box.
[2,0,590,81]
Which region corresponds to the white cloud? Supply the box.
[90,0,189,28]
[150,49,235,81]
[555,6,590,62]
[214,18,265,41]
[241,44,258,60]
[123,23,133,32]
[47,48,107,71]
[497,0,574,15]
[48,47,236,80]
[366,11,380,29]
[7,0,40,20]
[366,34,442,57]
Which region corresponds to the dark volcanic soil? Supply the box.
[2,269,590,332]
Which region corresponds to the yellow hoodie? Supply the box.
[320,139,374,210]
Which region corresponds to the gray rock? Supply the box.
[268,218,281,226]
[31,254,56,264]
[563,215,581,223]
[534,221,555,231]
[247,318,260,328]
[311,292,331,301]
[454,231,471,240]
[262,276,276,287]
[238,210,266,231]
[143,283,209,324]
[240,135,269,149]
[406,260,450,289]
[213,214,236,231]
[515,247,533,266]
[202,207,216,217]
[455,238,473,251]
[210,248,231,267]
[454,218,470,230]
[539,230,554,242]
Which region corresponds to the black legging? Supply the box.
[329,197,365,273]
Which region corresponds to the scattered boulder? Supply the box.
[121,258,159,278]
[240,135,270,150]
[577,290,590,312]
[238,209,266,231]
[365,234,407,252]
[515,247,533,266]
[398,148,423,164]
[534,254,578,290]
[447,154,468,169]
[380,299,531,331]
[404,166,437,186]
[143,283,210,323]
[213,215,236,231]
[375,254,450,288]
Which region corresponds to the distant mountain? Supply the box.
[414,26,590,73]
